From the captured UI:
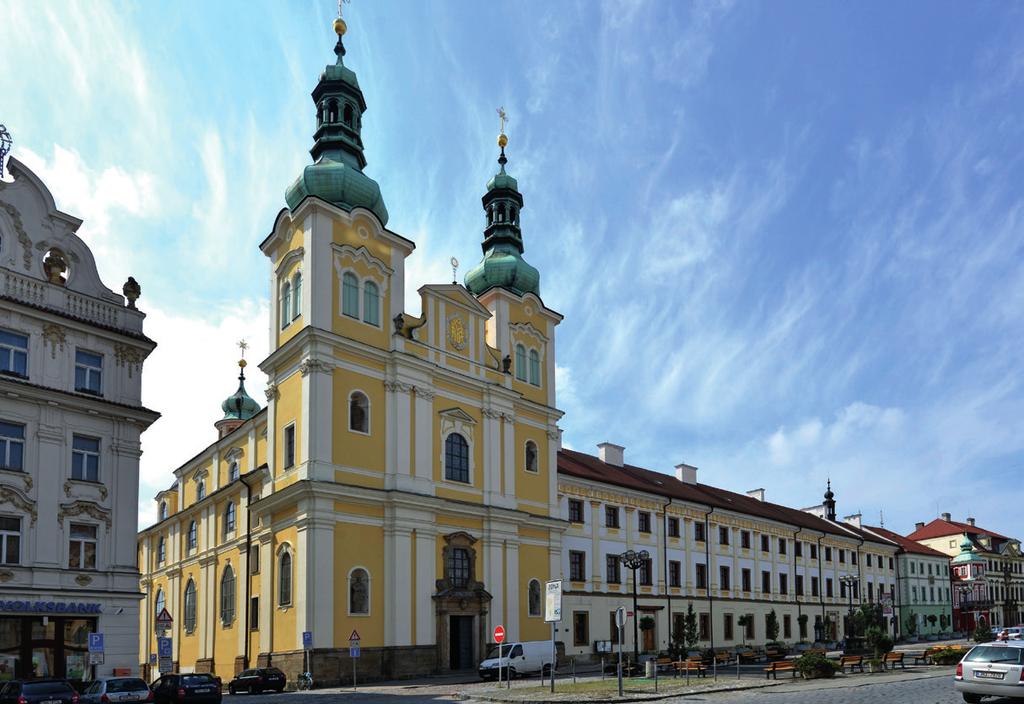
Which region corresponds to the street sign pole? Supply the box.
[615,607,625,697]
[348,629,361,692]
[545,580,562,695]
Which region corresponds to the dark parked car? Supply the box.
[150,675,220,704]
[80,678,152,704]
[227,669,285,695]
[0,680,79,704]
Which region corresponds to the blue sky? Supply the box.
[3,1,1023,536]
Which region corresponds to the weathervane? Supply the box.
[0,125,12,178]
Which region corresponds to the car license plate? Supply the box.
[41,699,59,704]
[195,688,213,693]
[976,671,1004,680]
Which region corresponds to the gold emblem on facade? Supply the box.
[447,315,467,351]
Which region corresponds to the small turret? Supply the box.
[823,479,836,521]
[215,357,261,438]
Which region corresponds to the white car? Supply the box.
[478,640,562,680]
[954,641,1024,702]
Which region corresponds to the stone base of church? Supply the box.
[265,646,438,687]
[194,658,215,674]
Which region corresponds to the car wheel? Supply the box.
[961,695,983,704]
[542,664,552,677]
[228,686,236,696]
[507,667,517,680]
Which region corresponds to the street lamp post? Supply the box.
[839,575,858,643]
[619,549,650,668]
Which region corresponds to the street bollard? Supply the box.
[654,660,658,693]
[572,657,576,684]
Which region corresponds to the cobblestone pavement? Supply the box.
[679,674,978,703]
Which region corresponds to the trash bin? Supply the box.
[645,659,656,678]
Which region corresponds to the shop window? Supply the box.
[0,329,28,377]
[183,579,197,633]
[68,524,96,570]
[74,350,103,395]
[71,435,100,481]
[349,568,370,615]
[0,516,21,565]
[528,579,541,617]
[0,421,24,471]
[444,433,469,483]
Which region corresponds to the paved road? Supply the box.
[681,675,978,703]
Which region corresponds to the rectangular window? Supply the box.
[778,538,787,555]
[667,516,680,538]
[741,568,752,592]
[718,526,730,545]
[283,424,295,468]
[723,613,733,641]
[779,573,788,595]
[694,522,706,542]
[889,557,894,571]
[744,613,755,640]
[912,586,917,602]
[639,558,653,586]
[741,531,751,550]
[839,549,846,564]
[609,612,619,644]
[568,499,584,523]
[569,550,586,582]
[699,613,710,641]
[68,523,97,569]
[696,563,708,589]
[719,565,731,591]
[795,541,803,558]
[930,586,935,602]
[0,330,28,377]
[796,574,804,596]
[638,511,651,533]
[851,551,857,565]
[71,435,100,481]
[799,615,808,639]
[826,578,834,598]
[825,546,832,562]
[868,582,874,601]
[810,543,818,560]
[249,545,260,574]
[669,560,681,588]
[761,570,771,594]
[783,614,792,640]
[605,506,620,528]
[74,350,103,395]
[573,611,589,646]
[866,554,872,568]
[0,517,20,565]
[811,576,819,597]
[840,580,847,598]
[927,563,933,575]
[250,596,259,630]
[761,535,770,552]
[0,421,25,471]
[852,582,859,599]
[606,554,621,584]
[910,561,915,574]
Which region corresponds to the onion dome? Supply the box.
[216,359,260,438]
[465,117,540,298]
[952,534,983,565]
[284,12,388,225]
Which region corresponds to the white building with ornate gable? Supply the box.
[0,157,159,680]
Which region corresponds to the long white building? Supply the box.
[0,157,159,680]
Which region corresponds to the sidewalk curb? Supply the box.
[459,680,784,703]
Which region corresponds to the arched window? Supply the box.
[349,391,369,433]
[363,281,380,326]
[183,579,197,633]
[159,501,167,520]
[317,102,325,126]
[187,521,198,553]
[280,281,291,329]
[528,579,541,617]
[278,550,292,606]
[510,206,518,224]
[157,537,166,563]
[342,272,360,319]
[515,345,527,381]
[487,206,494,226]
[349,568,369,615]
[328,99,338,123]
[525,440,538,473]
[196,480,206,502]
[528,349,541,386]
[497,203,506,222]
[154,589,165,621]
[220,566,236,625]
[291,272,302,320]
[229,461,239,482]
[224,503,236,536]
[343,103,354,126]
[444,433,469,483]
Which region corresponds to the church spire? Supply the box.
[215,342,261,438]
[464,109,540,298]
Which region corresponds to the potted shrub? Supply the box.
[930,647,965,666]
[794,651,839,679]
[904,610,918,642]
[865,626,894,673]
[865,657,885,673]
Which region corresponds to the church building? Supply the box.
[137,12,565,682]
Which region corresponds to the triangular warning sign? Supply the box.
[348,629,361,641]
[156,608,173,624]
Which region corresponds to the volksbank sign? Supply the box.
[0,600,103,614]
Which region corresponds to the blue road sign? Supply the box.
[157,637,172,658]
[302,631,313,649]
[150,654,157,664]
[88,633,104,653]
[349,644,360,659]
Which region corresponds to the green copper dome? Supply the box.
[285,22,388,226]
[221,363,261,421]
[465,146,539,297]
[952,534,982,565]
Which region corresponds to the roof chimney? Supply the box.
[967,517,975,527]
[941,512,951,522]
[675,463,698,485]
[597,442,624,467]
[843,513,862,529]
[915,521,925,531]
[746,488,765,502]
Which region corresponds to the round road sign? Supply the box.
[493,625,505,643]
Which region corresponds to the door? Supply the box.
[642,625,656,653]
[449,616,474,670]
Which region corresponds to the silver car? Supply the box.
[954,641,1024,702]
[80,679,153,704]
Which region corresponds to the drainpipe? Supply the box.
[704,509,714,651]
[854,536,865,606]
[238,471,259,670]
[793,530,802,637]
[663,500,673,652]
[817,536,826,640]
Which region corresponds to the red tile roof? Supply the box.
[557,448,889,544]
[906,517,1012,543]
[863,525,950,558]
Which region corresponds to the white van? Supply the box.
[478,640,563,680]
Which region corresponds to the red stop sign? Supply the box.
[494,625,505,643]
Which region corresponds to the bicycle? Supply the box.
[296,672,313,691]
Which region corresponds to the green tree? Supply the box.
[737,614,752,645]
[974,621,995,643]
[865,626,894,658]
[905,610,918,636]
[766,609,780,643]
[683,603,700,652]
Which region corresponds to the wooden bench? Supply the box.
[714,650,733,665]
[765,649,786,661]
[805,648,827,657]
[764,660,797,679]
[911,648,937,665]
[839,655,864,673]
[655,657,673,673]
[737,650,758,664]
[673,659,706,678]
[884,652,905,670]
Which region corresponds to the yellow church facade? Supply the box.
[137,14,564,682]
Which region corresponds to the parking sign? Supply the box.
[302,631,313,649]
[157,637,172,658]
[88,633,104,653]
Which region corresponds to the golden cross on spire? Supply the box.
[237,339,249,359]
[497,107,508,135]
[338,0,350,17]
